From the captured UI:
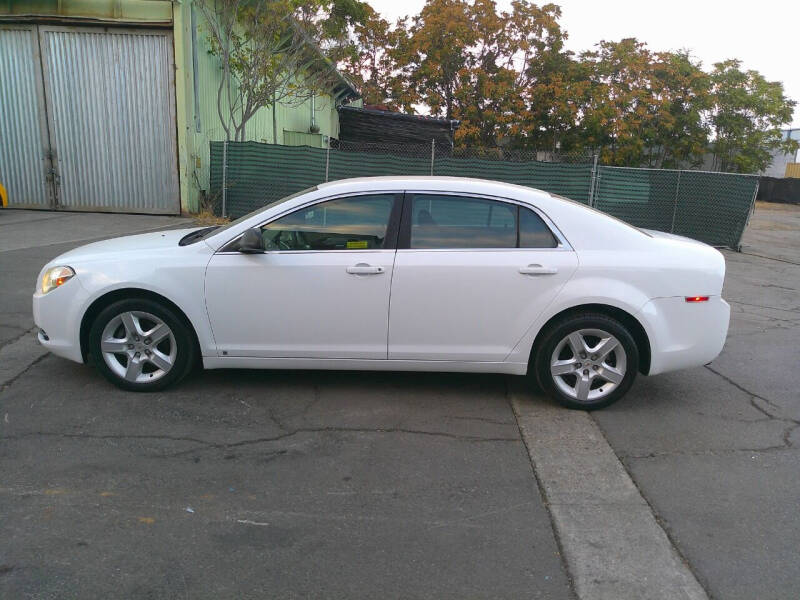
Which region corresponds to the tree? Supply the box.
[506,1,578,152]
[461,1,570,149]
[339,1,798,171]
[387,0,570,148]
[196,0,367,142]
[393,0,477,120]
[574,39,661,166]
[709,60,798,173]
[338,4,398,107]
[449,0,522,147]
[649,51,711,168]
[566,40,713,168]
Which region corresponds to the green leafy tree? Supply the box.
[338,4,398,106]
[575,39,661,166]
[709,59,798,173]
[393,0,477,120]
[649,51,711,168]
[569,40,713,168]
[386,0,570,148]
[340,2,797,171]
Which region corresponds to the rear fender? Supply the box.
[506,276,653,365]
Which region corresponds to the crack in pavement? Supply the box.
[621,444,796,460]
[2,427,520,458]
[0,327,38,354]
[0,352,49,393]
[703,365,799,451]
[0,325,29,347]
[738,251,800,266]
[445,414,517,426]
[727,299,800,316]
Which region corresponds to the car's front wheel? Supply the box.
[533,312,639,410]
[89,298,195,392]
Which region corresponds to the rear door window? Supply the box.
[410,195,517,249]
[408,195,558,249]
[519,207,558,248]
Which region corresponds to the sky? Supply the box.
[366,0,800,128]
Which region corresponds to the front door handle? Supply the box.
[519,264,558,276]
[347,264,385,275]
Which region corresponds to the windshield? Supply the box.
[188,186,319,244]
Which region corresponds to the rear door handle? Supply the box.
[347,264,385,275]
[519,264,558,275]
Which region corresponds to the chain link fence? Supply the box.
[209,140,759,249]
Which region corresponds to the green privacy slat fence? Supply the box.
[210,141,758,249]
[434,157,593,204]
[210,141,328,219]
[672,170,757,248]
[329,147,432,180]
[593,167,758,248]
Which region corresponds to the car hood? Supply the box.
[52,228,202,264]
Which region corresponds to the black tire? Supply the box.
[533,312,639,410]
[89,298,196,392]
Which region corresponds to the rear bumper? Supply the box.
[637,296,730,376]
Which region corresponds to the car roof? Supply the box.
[317,176,550,199]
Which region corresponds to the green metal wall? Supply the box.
[0,0,172,23]
[184,5,341,209]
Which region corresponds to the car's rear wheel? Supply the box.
[89,298,195,392]
[533,312,639,410]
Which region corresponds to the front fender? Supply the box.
[62,243,216,360]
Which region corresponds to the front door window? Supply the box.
[262,194,395,251]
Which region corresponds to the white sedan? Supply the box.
[33,177,730,409]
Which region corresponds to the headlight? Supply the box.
[41,266,75,294]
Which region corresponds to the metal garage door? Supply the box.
[0,26,52,208]
[0,25,179,214]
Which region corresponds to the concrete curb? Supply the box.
[510,387,708,600]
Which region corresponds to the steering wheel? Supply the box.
[265,229,311,251]
[265,230,291,251]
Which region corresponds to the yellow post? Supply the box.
[0,182,7,208]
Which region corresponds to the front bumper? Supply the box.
[32,278,89,364]
[638,295,730,376]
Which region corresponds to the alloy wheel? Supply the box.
[100,311,177,383]
[550,328,627,403]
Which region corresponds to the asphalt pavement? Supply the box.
[591,203,800,600]
[0,210,572,599]
[1,203,799,599]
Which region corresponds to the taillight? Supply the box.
[685,296,709,303]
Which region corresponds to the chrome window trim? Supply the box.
[214,187,573,254]
[396,247,567,254]
[215,249,397,256]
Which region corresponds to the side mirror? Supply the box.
[238,228,265,254]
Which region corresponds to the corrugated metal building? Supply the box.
[0,0,359,214]
[760,128,800,179]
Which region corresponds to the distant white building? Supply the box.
[761,128,800,178]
